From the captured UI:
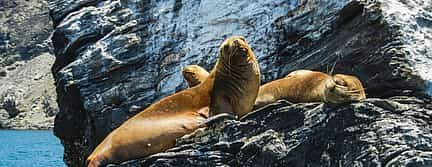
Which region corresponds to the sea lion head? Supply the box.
[182,65,209,87]
[219,36,255,67]
[323,74,366,103]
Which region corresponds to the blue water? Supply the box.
[0,130,66,167]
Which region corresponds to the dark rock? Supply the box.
[0,70,6,77]
[48,0,432,166]
[114,97,432,167]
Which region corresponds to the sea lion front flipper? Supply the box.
[210,93,235,116]
[198,113,237,128]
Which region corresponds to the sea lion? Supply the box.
[181,67,365,108]
[209,36,261,118]
[182,65,210,87]
[86,82,213,167]
[86,36,260,167]
[254,70,366,108]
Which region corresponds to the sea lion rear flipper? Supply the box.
[86,156,105,167]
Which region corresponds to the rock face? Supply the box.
[48,0,432,166]
[0,53,58,129]
[0,0,58,129]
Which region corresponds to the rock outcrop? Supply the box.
[113,97,432,167]
[48,0,432,166]
[0,0,58,130]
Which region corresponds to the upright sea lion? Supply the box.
[209,36,261,118]
[182,65,210,87]
[86,36,260,167]
[181,68,366,109]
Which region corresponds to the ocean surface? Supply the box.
[0,130,66,167]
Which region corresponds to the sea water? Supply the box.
[0,130,66,167]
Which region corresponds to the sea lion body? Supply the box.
[255,70,366,108]
[209,36,261,118]
[86,79,214,166]
[255,70,326,107]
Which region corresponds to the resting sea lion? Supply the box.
[86,36,260,167]
[86,82,213,167]
[254,70,366,108]
[209,36,260,118]
[182,65,210,87]
[181,68,365,109]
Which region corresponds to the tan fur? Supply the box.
[86,80,214,166]
[255,70,366,108]
[182,65,210,87]
[209,36,261,118]
[86,36,260,166]
[181,68,366,109]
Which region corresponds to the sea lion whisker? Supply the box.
[334,84,347,89]
[329,57,340,76]
[344,88,366,93]
[227,46,238,75]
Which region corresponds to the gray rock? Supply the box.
[0,0,53,61]
[0,53,58,130]
[48,0,432,166]
[0,0,58,130]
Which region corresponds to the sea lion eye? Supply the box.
[223,44,230,51]
[239,37,246,42]
[334,78,346,86]
[329,86,335,92]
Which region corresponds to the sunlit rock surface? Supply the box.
[0,0,57,130]
[48,0,432,166]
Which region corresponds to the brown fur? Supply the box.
[182,65,210,87]
[181,68,366,109]
[209,36,261,118]
[86,80,214,167]
[255,70,366,108]
[86,36,260,166]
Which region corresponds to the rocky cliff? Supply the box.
[0,0,58,129]
[48,0,432,166]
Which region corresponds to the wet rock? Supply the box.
[48,0,432,166]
